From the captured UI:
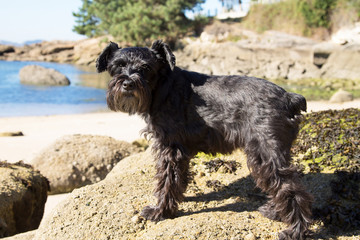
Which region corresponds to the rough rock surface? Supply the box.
[73,37,114,65]
[312,42,340,67]
[175,37,321,80]
[32,146,359,239]
[2,230,35,240]
[19,65,70,86]
[32,134,139,194]
[320,44,360,80]
[0,161,49,238]
[176,33,360,81]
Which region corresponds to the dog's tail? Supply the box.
[287,92,307,116]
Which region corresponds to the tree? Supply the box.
[72,0,99,37]
[73,0,204,46]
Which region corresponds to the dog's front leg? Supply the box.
[141,144,190,221]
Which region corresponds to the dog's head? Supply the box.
[96,40,175,115]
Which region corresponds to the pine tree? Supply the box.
[73,0,204,45]
[72,0,99,37]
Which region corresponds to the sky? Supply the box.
[0,0,237,44]
[0,0,86,43]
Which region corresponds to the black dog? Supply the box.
[96,40,313,239]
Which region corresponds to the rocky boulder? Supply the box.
[31,145,350,240]
[320,44,360,80]
[73,36,114,65]
[36,149,281,239]
[329,89,354,103]
[32,134,139,194]
[19,65,70,86]
[0,161,49,238]
[312,42,340,68]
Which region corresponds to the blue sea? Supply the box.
[0,60,109,117]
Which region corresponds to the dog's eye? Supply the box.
[141,64,151,71]
[115,60,126,68]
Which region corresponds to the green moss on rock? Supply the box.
[292,108,360,173]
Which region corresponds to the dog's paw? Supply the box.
[140,206,165,222]
[278,229,310,240]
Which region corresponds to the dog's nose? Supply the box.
[122,79,135,91]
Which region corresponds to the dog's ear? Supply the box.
[96,42,120,73]
[151,40,176,71]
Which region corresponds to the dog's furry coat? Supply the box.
[97,40,313,239]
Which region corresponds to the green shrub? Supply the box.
[298,0,336,28]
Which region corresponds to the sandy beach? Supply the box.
[0,112,146,164]
[0,100,359,219]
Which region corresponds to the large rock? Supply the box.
[312,42,340,67]
[31,146,347,239]
[73,36,113,65]
[329,89,354,103]
[321,44,360,80]
[34,149,274,239]
[32,134,139,194]
[0,161,49,238]
[19,65,70,86]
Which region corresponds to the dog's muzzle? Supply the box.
[122,79,135,92]
[107,73,149,114]
[112,74,138,95]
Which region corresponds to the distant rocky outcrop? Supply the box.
[0,36,113,66]
[176,28,360,81]
[32,134,140,194]
[19,65,70,86]
[0,161,49,238]
[0,45,15,56]
[175,37,320,81]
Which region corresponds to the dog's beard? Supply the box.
[106,75,151,115]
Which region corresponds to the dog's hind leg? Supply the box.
[245,138,313,240]
[141,144,190,221]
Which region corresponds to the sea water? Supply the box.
[0,60,108,117]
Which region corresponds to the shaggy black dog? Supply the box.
[96,40,313,239]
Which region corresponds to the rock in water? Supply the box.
[0,161,49,238]
[19,65,70,86]
[32,134,139,194]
